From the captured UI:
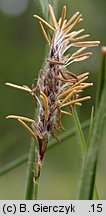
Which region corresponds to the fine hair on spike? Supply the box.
[6,4,100,181]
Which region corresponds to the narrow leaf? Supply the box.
[73,107,99,199]
[0,120,90,177]
[96,46,106,109]
[73,107,86,158]
[78,51,106,199]
[87,106,94,148]
[87,106,99,199]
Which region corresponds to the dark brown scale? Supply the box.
[34,38,63,180]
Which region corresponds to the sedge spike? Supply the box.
[6,5,100,182]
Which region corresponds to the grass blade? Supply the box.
[87,106,99,199]
[79,94,106,199]
[78,49,106,200]
[73,107,86,158]
[0,120,90,177]
[73,107,99,199]
[87,106,94,148]
[96,46,106,109]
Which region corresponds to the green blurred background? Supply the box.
[0,0,106,199]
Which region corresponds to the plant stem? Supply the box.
[73,107,86,159]
[73,107,99,199]
[87,106,94,148]
[25,139,36,200]
[33,180,39,200]
[0,120,90,178]
[95,47,106,109]
[79,92,106,199]
[78,50,106,199]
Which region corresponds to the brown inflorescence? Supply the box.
[6,4,100,180]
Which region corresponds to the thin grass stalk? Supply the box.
[24,1,51,197]
[87,107,99,199]
[78,50,106,199]
[79,95,106,200]
[73,107,99,199]
[87,106,94,148]
[73,107,86,159]
[5,3,99,200]
[0,120,90,178]
[33,180,39,200]
[25,140,36,200]
[25,38,50,200]
[95,47,106,109]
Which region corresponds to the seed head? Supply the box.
[6,5,100,180]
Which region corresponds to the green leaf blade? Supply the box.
[0,120,90,177]
[78,49,106,200]
[87,106,94,148]
[96,47,106,109]
[73,107,86,159]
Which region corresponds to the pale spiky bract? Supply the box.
[6,5,100,181]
